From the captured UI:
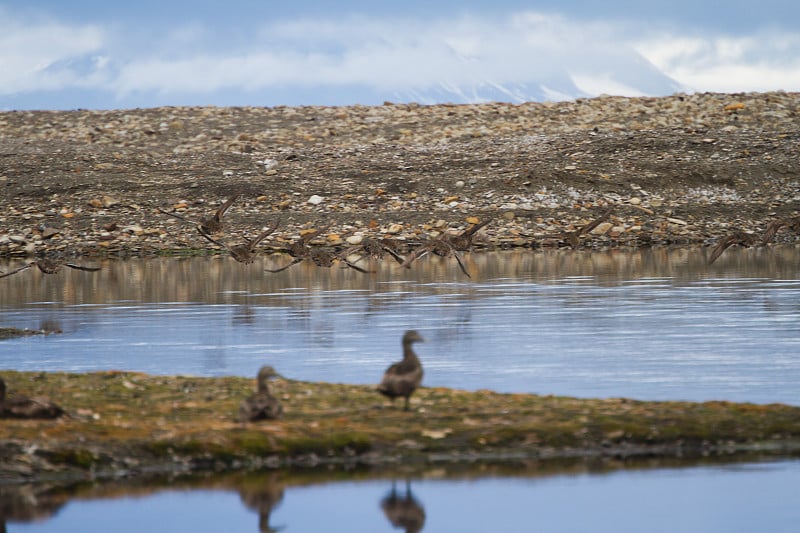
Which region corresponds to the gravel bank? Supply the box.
[1,91,799,259]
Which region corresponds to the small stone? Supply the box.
[41,227,60,239]
[102,196,120,207]
[629,197,642,205]
[454,180,465,189]
[591,222,614,235]
[346,234,363,245]
[308,195,324,205]
[265,169,278,176]
[123,224,144,234]
[502,211,516,221]
[421,428,452,439]
[386,223,403,234]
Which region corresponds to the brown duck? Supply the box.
[401,235,470,277]
[0,255,100,279]
[0,377,64,419]
[447,218,492,251]
[199,220,278,264]
[238,366,283,422]
[377,330,425,411]
[342,236,406,265]
[708,231,759,265]
[266,227,369,273]
[158,194,240,235]
[761,214,800,244]
[540,208,612,248]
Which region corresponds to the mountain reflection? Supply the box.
[381,480,426,533]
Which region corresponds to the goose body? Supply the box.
[239,366,283,422]
[377,330,424,410]
[0,377,64,419]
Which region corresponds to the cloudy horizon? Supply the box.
[1,1,799,110]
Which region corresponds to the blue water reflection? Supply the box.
[9,459,800,533]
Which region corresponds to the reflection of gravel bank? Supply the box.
[1,92,798,258]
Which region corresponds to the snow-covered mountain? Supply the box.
[391,59,686,105]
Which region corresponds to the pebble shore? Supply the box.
[1,91,799,259]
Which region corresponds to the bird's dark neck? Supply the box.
[402,343,417,359]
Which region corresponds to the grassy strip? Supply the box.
[1,371,799,478]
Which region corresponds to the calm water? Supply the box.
[1,246,799,404]
[5,458,800,532]
[2,246,800,532]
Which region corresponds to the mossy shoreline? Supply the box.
[1,370,799,484]
[0,328,50,340]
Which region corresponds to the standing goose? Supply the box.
[377,330,425,411]
[0,377,64,419]
[239,366,283,422]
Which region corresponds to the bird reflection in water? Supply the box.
[381,480,426,533]
[238,474,285,533]
[0,484,67,532]
[232,305,256,326]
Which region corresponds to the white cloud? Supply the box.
[1,7,799,107]
[634,31,800,93]
[0,9,107,93]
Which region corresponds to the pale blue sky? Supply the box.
[2,1,799,109]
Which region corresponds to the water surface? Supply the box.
[1,246,799,404]
[6,457,800,532]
